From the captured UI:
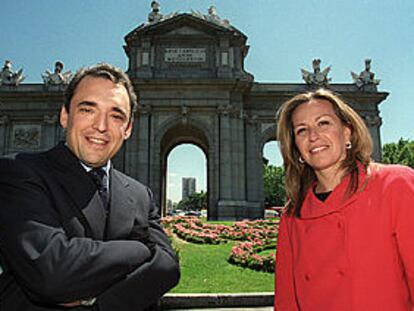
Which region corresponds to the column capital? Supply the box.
[363,115,382,127]
[43,114,58,125]
[0,115,9,125]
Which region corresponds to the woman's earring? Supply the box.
[345,141,352,150]
[299,156,305,164]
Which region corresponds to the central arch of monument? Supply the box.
[158,119,211,218]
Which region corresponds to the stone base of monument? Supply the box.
[160,292,274,309]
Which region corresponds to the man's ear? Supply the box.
[59,105,68,129]
[124,118,133,140]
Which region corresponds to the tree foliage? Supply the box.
[263,164,286,207]
[177,191,207,211]
[382,138,414,168]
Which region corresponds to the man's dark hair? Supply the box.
[64,63,138,119]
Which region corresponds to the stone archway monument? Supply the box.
[0,3,388,220]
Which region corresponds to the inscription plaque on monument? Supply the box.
[164,48,206,63]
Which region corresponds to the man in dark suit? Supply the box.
[0,63,180,310]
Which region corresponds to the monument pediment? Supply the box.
[124,7,252,81]
[125,13,246,45]
[162,26,211,37]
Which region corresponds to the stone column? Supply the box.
[231,111,248,218]
[364,114,382,161]
[0,115,10,155]
[43,114,58,150]
[149,111,160,204]
[218,104,232,200]
[216,104,251,220]
[208,116,221,220]
[244,116,264,219]
[125,105,151,185]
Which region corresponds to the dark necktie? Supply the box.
[88,168,109,211]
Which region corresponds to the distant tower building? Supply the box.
[182,177,196,200]
[166,199,173,213]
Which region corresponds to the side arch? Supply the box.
[259,124,277,152]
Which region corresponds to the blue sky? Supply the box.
[1,1,413,202]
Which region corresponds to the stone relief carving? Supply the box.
[0,60,25,86]
[301,59,331,86]
[42,61,72,86]
[217,104,234,116]
[351,59,380,89]
[12,125,41,149]
[181,105,188,124]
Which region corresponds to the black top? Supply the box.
[314,190,332,202]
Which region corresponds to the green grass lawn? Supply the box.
[171,237,275,293]
[205,220,235,226]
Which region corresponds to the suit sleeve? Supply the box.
[274,214,299,310]
[97,187,180,311]
[391,167,414,302]
[0,159,152,305]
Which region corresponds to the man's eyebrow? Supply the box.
[77,101,97,108]
[112,106,128,118]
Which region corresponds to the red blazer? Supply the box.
[275,163,414,310]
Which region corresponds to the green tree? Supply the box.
[177,191,207,211]
[382,138,414,168]
[263,165,286,207]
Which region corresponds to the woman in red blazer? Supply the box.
[275,88,414,310]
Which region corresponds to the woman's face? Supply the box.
[292,99,351,176]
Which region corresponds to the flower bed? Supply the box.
[162,216,279,273]
[228,240,276,273]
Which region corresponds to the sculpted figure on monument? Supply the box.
[301,59,331,86]
[148,0,163,23]
[351,59,380,89]
[42,61,72,86]
[205,5,230,27]
[0,60,25,86]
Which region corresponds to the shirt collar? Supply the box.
[80,160,111,175]
[64,142,111,175]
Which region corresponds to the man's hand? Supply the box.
[59,301,81,308]
[59,297,96,307]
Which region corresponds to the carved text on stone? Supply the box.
[164,48,206,63]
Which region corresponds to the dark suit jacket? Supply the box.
[0,143,180,311]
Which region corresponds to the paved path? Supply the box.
[169,308,272,311]
[161,293,274,310]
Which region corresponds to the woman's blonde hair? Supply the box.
[276,89,372,217]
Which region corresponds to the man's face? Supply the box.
[60,76,132,168]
